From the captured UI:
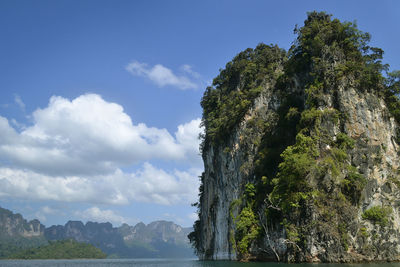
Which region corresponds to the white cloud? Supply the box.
[0,94,203,207]
[0,164,201,206]
[188,212,198,221]
[0,167,120,204]
[75,207,128,226]
[0,94,203,176]
[41,206,58,214]
[126,61,198,90]
[34,206,61,223]
[175,118,203,166]
[180,64,201,79]
[120,163,201,205]
[10,118,26,130]
[14,94,25,111]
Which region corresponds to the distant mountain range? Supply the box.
[0,206,194,258]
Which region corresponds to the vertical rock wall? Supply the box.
[197,76,400,261]
[194,12,400,262]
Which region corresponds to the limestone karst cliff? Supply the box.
[189,11,400,262]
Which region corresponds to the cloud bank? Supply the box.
[0,94,203,206]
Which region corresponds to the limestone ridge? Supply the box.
[45,220,194,258]
[0,206,194,259]
[190,12,400,262]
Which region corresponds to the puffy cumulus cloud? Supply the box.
[175,118,203,166]
[119,163,201,205]
[0,94,203,176]
[0,167,124,204]
[75,207,128,226]
[126,61,198,90]
[0,94,203,208]
[0,164,201,206]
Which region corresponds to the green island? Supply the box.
[8,240,106,260]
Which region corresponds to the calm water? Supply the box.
[1,259,400,267]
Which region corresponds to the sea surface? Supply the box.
[1,259,400,267]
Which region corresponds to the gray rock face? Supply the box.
[197,71,400,261]
[0,207,45,238]
[198,78,288,260]
[194,35,400,261]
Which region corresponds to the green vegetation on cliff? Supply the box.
[201,44,286,146]
[191,11,400,262]
[8,240,106,259]
[362,206,392,227]
[229,183,260,258]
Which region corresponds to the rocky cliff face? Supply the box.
[191,12,400,262]
[0,207,45,238]
[198,78,287,260]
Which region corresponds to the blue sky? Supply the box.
[0,0,399,228]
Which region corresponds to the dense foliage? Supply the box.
[362,206,392,227]
[288,11,387,96]
[201,44,286,146]
[0,236,47,259]
[230,183,260,258]
[8,240,106,259]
